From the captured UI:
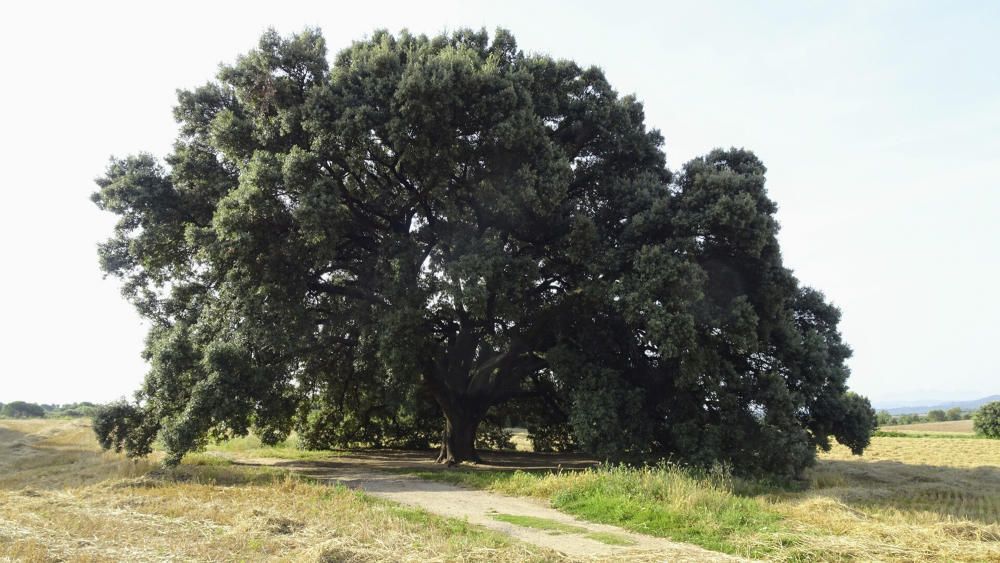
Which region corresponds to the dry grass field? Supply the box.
[791,438,1000,560]
[2,418,998,562]
[881,419,976,434]
[0,418,557,562]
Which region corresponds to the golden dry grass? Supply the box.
[508,427,533,452]
[758,437,1000,561]
[0,418,158,490]
[882,420,975,433]
[0,419,559,563]
[821,434,999,468]
[5,419,999,562]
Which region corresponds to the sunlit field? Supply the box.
[3,418,998,562]
[211,425,1000,560]
[0,419,556,562]
[414,435,1000,561]
[881,419,976,434]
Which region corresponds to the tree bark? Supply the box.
[435,407,483,465]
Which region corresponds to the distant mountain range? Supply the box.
[874,395,1000,415]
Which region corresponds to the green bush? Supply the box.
[926,409,947,422]
[875,410,893,427]
[476,418,514,451]
[973,401,1000,438]
[92,400,159,458]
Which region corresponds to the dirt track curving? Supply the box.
[235,455,745,562]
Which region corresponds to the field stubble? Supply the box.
[2,419,998,562]
[0,419,558,562]
[881,419,976,434]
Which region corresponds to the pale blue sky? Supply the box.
[0,1,996,406]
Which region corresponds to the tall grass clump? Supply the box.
[544,463,781,556]
[415,462,783,557]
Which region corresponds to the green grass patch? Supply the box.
[492,513,636,545]
[409,463,783,557]
[162,460,297,486]
[205,433,345,460]
[492,513,586,534]
[584,531,636,546]
[183,453,234,466]
[366,498,527,553]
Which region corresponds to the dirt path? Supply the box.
[236,456,744,561]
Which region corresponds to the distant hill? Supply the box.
[877,395,1000,415]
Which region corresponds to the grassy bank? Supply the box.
[202,432,349,461]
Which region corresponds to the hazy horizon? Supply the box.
[1,0,996,406]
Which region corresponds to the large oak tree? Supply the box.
[93,28,874,475]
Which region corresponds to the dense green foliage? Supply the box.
[876,410,893,426]
[1,401,45,418]
[0,401,100,419]
[926,409,947,422]
[973,401,1000,438]
[91,28,872,476]
[92,400,159,456]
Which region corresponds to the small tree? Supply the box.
[1,401,46,418]
[875,410,893,427]
[946,407,963,421]
[831,392,877,454]
[926,409,947,422]
[973,401,1000,438]
[92,401,158,456]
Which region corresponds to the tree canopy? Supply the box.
[1,401,46,418]
[92,28,874,476]
[974,401,1000,438]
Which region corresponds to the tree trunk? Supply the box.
[435,408,483,465]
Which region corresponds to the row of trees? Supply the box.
[91,28,876,478]
[876,407,972,426]
[0,401,100,419]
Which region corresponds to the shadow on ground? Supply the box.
[228,448,601,491]
[261,448,600,471]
